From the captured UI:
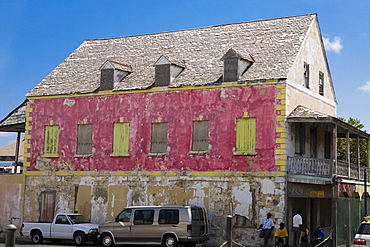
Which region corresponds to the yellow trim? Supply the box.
[23,170,285,177]
[120,117,124,122]
[276,127,286,133]
[27,80,280,101]
[276,160,286,166]
[243,112,249,118]
[275,84,287,172]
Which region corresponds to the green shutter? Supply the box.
[236,118,256,154]
[44,125,59,156]
[113,122,130,155]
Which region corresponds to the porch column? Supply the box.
[333,125,337,177]
[13,132,21,174]
[346,130,350,178]
[356,135,360,180]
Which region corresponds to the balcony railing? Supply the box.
[287,157,369,181]
[287,157,332,178]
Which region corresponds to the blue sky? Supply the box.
[0,0,369,148]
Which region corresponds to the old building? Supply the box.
[4,14,367,246]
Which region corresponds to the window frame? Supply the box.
[319,72,324,96]
[295,123,306,155]
[111,122,130,156]
[43,125,59,157]
[149,122,168,155]
[304,63,310,88]
[76,124,93,157]
[191,120,210,153]
[234,117,257,155]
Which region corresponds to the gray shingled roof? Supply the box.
[27,14,317,97]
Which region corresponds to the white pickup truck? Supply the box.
[21,213,99,245]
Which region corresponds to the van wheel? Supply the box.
[74,232,86,245]
[31,230,43,244]
[163,234,178,247]
[101,233,115,247]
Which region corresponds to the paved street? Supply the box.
[0,237,89,247]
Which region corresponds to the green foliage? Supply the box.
[337,117,368,166]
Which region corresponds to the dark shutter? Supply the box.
[192,121,209,151]
[77,124,93,155]
[155,64,171,87]
[151,123,168,153]
[100,68,114,90]
[223,57,238,82]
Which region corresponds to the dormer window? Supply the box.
[221,48,254,82]
[154,55,184,87]
[100,60,132,91]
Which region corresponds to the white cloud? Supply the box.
[358,81,370,92]
[323,36,343,54]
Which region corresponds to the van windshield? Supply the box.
[357,223,370,234]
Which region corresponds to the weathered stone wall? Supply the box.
[23,172,286,246]
[0,174,25,233]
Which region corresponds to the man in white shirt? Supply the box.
[258,213,274,247]
[292,210,303,247]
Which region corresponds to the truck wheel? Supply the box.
[31,230,43,244]
[163,234,178,247]
[101,233,115,247]
[74,232,86,245]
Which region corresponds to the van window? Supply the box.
[191,208,201,221]
[134,210,154,225]
[358,223,370,234]
[117,209,131,222]
[159,209,179,224]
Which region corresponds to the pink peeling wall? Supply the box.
[27,85,280,172]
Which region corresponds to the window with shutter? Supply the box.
[191,120,209,153]
[150,122,168,155]
[43,125,59,157]
[235,117,256,155]
[112,122,130,156]
[76,124,93,156]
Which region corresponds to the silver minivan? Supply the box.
[98,205,209,247]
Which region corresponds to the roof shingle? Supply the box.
[27,14,316,97]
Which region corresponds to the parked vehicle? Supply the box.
[98,205,209,247]
[21,213,99,245]
[354,216,370,246]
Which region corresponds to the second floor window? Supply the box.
[295,122,306,155]
[191,120,209,152]
[235,117,256,155]
[77,124,93,156]
[150,122,168,154]
[112,122,130,156]
[43,125,59,157]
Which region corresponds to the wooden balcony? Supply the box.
[287,157,332,178]
[287,157,369,181]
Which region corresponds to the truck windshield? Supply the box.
[67,215,90,224]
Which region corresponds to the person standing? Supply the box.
[292,210,303,247]
[258,212,275,247]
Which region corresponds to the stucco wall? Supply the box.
[26,85,279,172]
[23,172,285,246]
[286,19,336,116]
[0,174,25,233]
